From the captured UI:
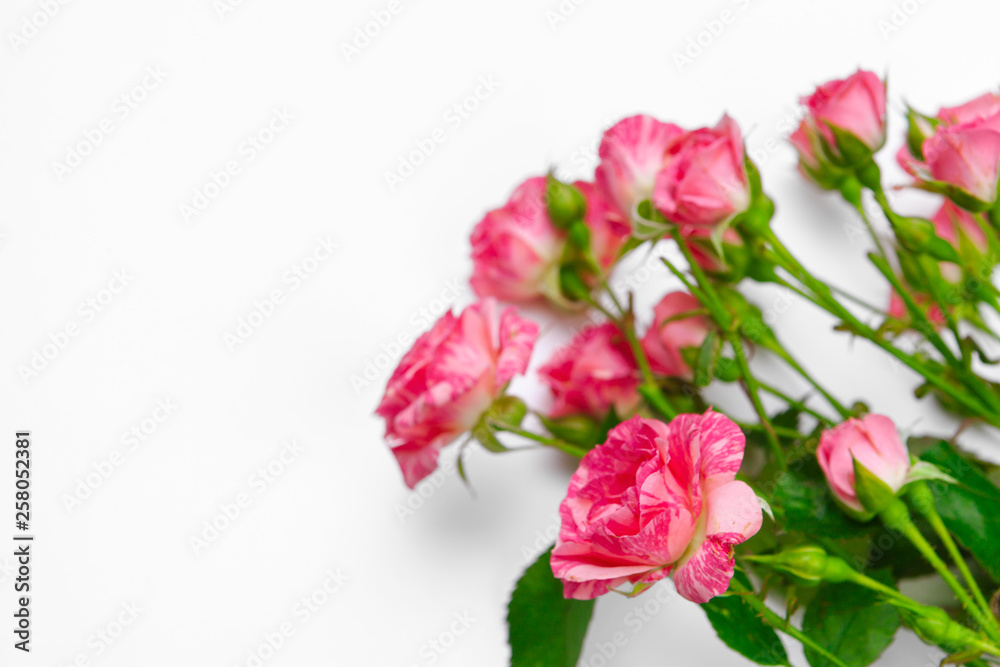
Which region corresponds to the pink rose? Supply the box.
[937,92,1000,125]
[923,120,1000,205]
[887,290,947,329]
[679,224,748,278]
[931,199,987,250]
[801,69,886,154]
[641,292,711,379]
[551,412,762,603]
[574,181,632,272]
[596,115,685,220]
[376,299,538,488]
[790,120,823,171]
[652,115,751,227]
[817,414,910,515]
[789,119,846,190]
[931,199,989,282]
[538,323,640,419]
[470,177,564,303]
[470,177,631,304]
[898,91,1000,207]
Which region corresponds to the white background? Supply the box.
[1,0,999,664]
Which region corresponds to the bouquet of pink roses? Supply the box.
[376,70,1000,666]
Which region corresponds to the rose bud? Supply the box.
[816,414,911,520]
[375,298,538,488]
[931,199,991,282]
[652,115,752,227]
[550,412,763,603]
[899,91,1000,210]
[641,292,712,380]
[575,181,632,273]
[679,224,750,282]
[886,290,947,330]
[538,323,641,420]
[790,119,847,190]
[800,69,887,165]
[922,120,1000,209]
[937,91,1000,126]
[595,114,685,222]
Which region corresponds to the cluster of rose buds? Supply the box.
[375,68,1000,627]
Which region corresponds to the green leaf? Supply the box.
[694,329,718,387]
[802,571,901,667]
[920,440,1000,582]
[772,462,873,540]
[538,413,600,449]
[507,546,595,667]
[701,570,790,666]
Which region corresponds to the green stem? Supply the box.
[849,195,890,262]
[668,228,732,327]
[490,423,588,458]
[756,379,835,425]
[762,227,1000,424]
[872,254,1000,417]
[729,577,849,667]
[588,290,678,422]
[735,420,810,441]
[880,499,1000,644]
[729,332,786,469]
[908,482,996,624]
[766,345,852,419]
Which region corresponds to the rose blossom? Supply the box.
[595,114,685,220]
[923,120,1000,205]
[931,198,989,282]
[801,69,887,155]
[470,177,565,303]
[679,224,747,277]
[652,115,751,227]
[538,323,640,419]
[641,292,712,379]
[899,91,1000,207]
[817,414,910,515]
[575,180,632,271]
[887,290,946,329]
[550,412,762,603]
[470,177,630,304]
[376,299,538,488]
